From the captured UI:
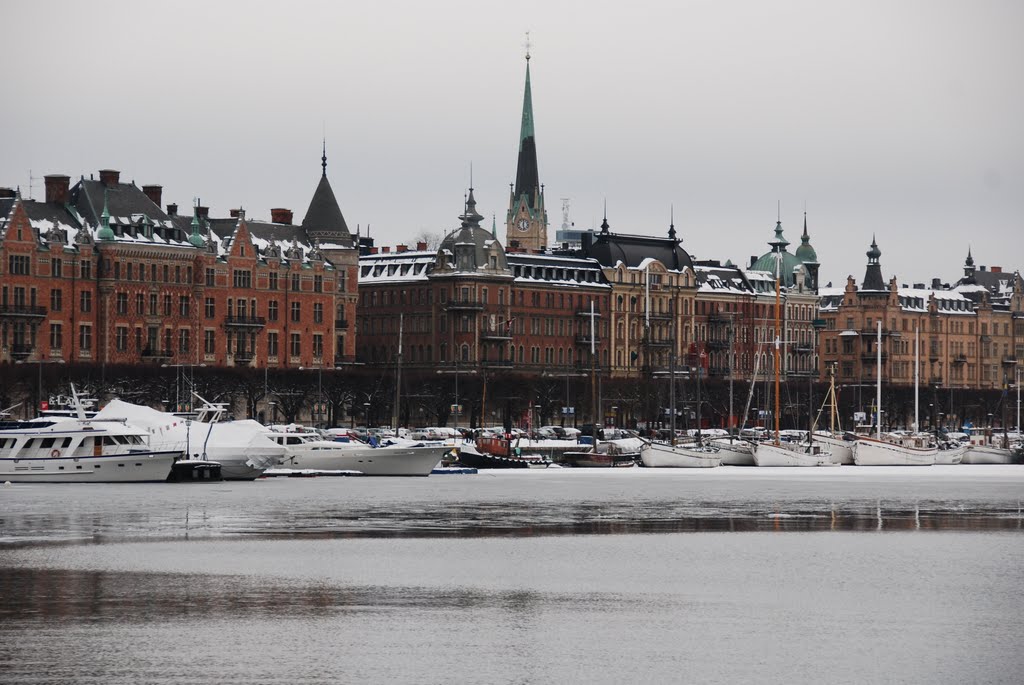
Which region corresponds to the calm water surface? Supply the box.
[2,467,1023,684]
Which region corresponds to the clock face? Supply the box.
[517,218,530,232]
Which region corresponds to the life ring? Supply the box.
[50,449,61,458]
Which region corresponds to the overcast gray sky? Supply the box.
[4,0,1022,287]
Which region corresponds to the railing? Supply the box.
[1002,356,1018,366]
[223,315,266,327]
[334,354,357,366]
[445,297,485,311]
[576,310,603,318]
[141,348,173,360]
[0,304,46,318]
[861,352,888,363]
[233,351,254,363]
[793,344,814,353]
[575,334,600,345]
[10,343,34,358]
[648,312,672,321]
[480,330,513,341]
[952,354,967,364]
[706,340,729,350]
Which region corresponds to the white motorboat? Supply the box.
[812,432,855,465]
[752,440,837,467]
[852,434,937,466]
[265,426,447,476]
[962,443,1015,464]
[0,387,179,482]
[710,437,755,466]
[95,399,281,480]
[640,441,721,468]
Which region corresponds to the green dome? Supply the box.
[795,239,817,263]
[751,250,805,285]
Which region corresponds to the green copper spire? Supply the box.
[188,207,206,247]
[97,188,115,240]
[512,50,540,209]
[520,59,534,144]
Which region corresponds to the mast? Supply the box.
[393,314,403,430]
[590,299,598,444]
[669,322,676,444]
[696,344,702,440]
[914,323,920,432]
[876,319,882,439]
[774,277,781,446]
[728,318,734,437]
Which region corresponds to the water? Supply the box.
[2,467,1023,684]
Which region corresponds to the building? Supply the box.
[818,240,1023,406]
[0,155,357,374]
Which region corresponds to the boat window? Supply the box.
[103,436,118,446]
[0,438,7,449]
[82,437,94,448]
[62,438,73,448]
[287,436,302,445]
[40,438,56,448]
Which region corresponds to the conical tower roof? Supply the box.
[512,56,540,209]
[302,142,353,246]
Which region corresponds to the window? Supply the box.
[136,293,145,315]
[179,296,190,317]
[313,334,323,358]
[337,270,347,292]
[291,274,300,291]
[290,333,301,357]
[80,260,91,279]
[233,270,252,288]
[50,288,62,312]
[267,332,279,356]
[116,292,128,315]
[149,293,158,316]
[8,255,30,275]
[116,327,128,351]
[204,330,215,354]
[49,323,62,349]
[205,268,215,287]
[268,300,278,322]
[179,329,190,354]
[291,301,301,323]
[269,272,278,291]
[313,303,323,324]
[205,298,215,319]
[50,258,62,278]
[314,275,323,293]
[175,266,181,284]
[79,325,92,351]
[80,291,92,312]
[163,294,172,316]
[163,265,169,283]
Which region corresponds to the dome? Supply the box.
[750,219,807,286]
[435,188,509,273]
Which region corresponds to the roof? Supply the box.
[301,172,352,246]
[582,225,694,272]
[512,58,540,209]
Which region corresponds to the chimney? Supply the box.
[980,265,987,272]
[167,203,178,216]
[396,244,408,253]
[270,208,293,225]
[931,278,943,289]
[0,188,16,199]
[416,241,427,251]
[44,175,70,204]
[196,206,209,219]
[229,209,240,219]
[382,246,391,253]
[369,247,378,255]
[142,184,162,208]
[991,266,1002,274]
[99,169,120,187]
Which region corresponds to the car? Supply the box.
[561,426,581,440]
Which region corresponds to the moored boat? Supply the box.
[266,425,446,476]
[710,437,755,466]
[852,434,936,466]
[752,440,837,467]
[640,441,721,468]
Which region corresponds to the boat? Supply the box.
[455,443,550,469]
[265,424,447,476]
[95,398,280,480]
[640,440,721,468]
[562,437,641,467]
[934,441,966,465]
[852,322,936,466]
[752,274,836,467]
[0,386,180,482]
[810,366,855,464]
[710,436,755,465]
[962,429,1016,464]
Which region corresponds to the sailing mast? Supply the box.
[876,320,882,439]
[914,323,920,432]
[590,299,598,444]
[773,276,781,446]
[393,313,403,431]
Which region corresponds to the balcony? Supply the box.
[576,310,603,318]
[0,304,46,318]
[575,334,600,346]
[233,351,254,364]
[1002,356,1018,366]
[861,352,888,363]
[793,344,814,354]
[481,360,515,369]
[708,314,731,325]
[334,319,349,330]
[445,297,485,311]
[334,354,357,366]
[10,343,34,359]
[952,354,967,365]
[141,348,173,361]
[648,312,672,321]
[645,338,671,348]
[223,315,266,328]
[707,340,729,350]
[480,330,513,341]
[929,376,943,385]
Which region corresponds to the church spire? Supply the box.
[321,139,327,176]
[513,52,539,208]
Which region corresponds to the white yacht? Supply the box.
[752,440,838,467]
[265,425,447,476]
[961,429,1016,464]
[95,399,281,480]
[0,390,179,482]
[853,433,937,466]
[710,437,755,466]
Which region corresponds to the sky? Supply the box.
[3,0,1022,287]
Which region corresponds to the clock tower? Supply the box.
[506,50,547,252]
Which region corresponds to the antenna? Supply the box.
[524,31,532,60]
[28,169,40,200]
[561,198,570,231]
[777,200,780,222]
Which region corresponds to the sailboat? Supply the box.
[852,322,936,465]
[752,275,836,467]
[711,342,761,466]
[810,365,855,465]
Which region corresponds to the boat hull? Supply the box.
[962,445,1015,464]
[852,438,936,466]
[276,445,447,476]
[562,451,639,467]
[710,438,754,466]
[753,442,837,467]
[934,445,966,465]
[640,443,721,468]
[456,445,546,469]
[0,451,179,483]
[813,433,855,465]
